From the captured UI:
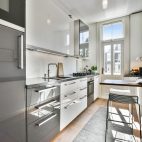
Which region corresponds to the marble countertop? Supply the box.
[26,76,80,88]
[26,74,99,88]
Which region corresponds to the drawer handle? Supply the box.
[80,87,87,91]
[64,91,76,98]
[35,100,57,109]
[35,86,57,93]
[64,101,76,109]
[64,82,76,86]
[80,95,87,100]
[35,114,57,127]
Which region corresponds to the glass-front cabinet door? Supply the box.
[79,20,89,58]
[0,0,25,28]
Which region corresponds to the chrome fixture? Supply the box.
[48,63,57,78]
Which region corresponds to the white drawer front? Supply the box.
[60,100,80,130]
[78,88,87,98]
[61,80,78,95]
[76,96,87,115]
[60,91,78,106]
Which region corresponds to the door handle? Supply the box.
[18,35,24,69]
[88,81,94,84]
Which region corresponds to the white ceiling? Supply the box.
[52,0,142,24]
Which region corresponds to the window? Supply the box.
[102,22,124,41]
[104,45,111,75]
[102,21,124,75]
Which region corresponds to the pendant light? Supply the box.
[102,0,108,9]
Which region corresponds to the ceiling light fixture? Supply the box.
[102,0,108,9]
[46,19,51,24]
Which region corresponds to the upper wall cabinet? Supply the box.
[26,0,74,55]
[79,20,89,58]
[0,0,25,31]
[74,20,89,58]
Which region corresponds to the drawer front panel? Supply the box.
[61,80,78,95]
[60,100,80,130]
[60,90,78,104]
[28,114,59,142]
[27,86,59,107]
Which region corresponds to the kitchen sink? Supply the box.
[57,76,71,79]
[43,76,71,80]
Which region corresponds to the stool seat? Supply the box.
[110,88,131,96]
[105,91,141,142]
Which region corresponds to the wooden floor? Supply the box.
[51,99,140,142]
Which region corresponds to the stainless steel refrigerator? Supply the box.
[0,25,26,142]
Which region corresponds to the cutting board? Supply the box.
[57,62,64,77]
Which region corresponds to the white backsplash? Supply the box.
[26,50,77,78]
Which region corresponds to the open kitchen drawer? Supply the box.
[28,113,59,142]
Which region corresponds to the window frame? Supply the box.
[101,20,124,76]
[100,20,125,42]
[102,40,124,76]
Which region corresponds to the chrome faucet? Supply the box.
[48,63,57,78]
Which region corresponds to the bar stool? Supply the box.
[105,88,141,142]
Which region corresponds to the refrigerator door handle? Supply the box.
[18,35,24,69]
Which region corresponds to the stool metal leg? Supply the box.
[132,104,134,136]
[139,105,141,141]
[105,99,110,142]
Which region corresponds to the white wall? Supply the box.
[26,50,76,78]
[130,12,142,68]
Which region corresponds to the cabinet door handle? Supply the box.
[80,95,87,100]
[35,114,57,127]
[18,35,24,69]
[80,87,87,91]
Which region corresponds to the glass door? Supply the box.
[102,41,123,76]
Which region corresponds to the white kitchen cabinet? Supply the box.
[60,78,87,130]
[74,20,89,58]
[26,0,74,55]
[94,75,100,100]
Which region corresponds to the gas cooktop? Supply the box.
[73,72,91,77]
